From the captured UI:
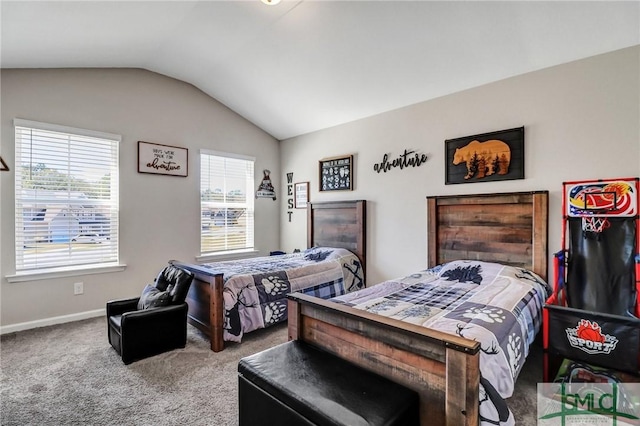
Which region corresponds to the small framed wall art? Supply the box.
[445,127,524,185]
[294,182,309,208]
[138,141,188,177]
[319,154,353,191]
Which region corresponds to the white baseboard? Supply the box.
[0,308,105,335]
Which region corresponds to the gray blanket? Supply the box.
[201,247,364,342]
[332,260,551,426]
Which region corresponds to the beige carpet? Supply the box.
[1,317,288,426]
[1,316,541,425]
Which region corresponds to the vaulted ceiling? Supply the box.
[2,1,638,140]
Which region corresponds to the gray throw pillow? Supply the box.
[137,284,170,310]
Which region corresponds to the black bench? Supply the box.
[238,340,420,426]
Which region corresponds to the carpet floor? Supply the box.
[1,316,541,425]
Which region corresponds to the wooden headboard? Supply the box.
[307,200,366,275]
[427,191,549,280]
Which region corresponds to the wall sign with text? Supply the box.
[295,182,309,208]
[286,172,294,222]
[373,149,428,173]
[319,155,353,191]
[138,141,188,177]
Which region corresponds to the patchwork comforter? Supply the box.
[332,260,551,426]
[200,247,364,343]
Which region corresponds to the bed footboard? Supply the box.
[287,292,481,426]
[170,260,225,352]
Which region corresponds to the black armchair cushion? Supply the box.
[154,265,194,304]
[137,284,171,310]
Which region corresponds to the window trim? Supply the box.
[13,118,122,142]
[5,263,127,283]
[195,248,259,263]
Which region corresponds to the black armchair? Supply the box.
[107,264,195,364]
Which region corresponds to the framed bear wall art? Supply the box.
[445,127,524,185]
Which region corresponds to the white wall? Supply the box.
[0,68,280,330]
[280,46,640,286]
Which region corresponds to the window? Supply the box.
[200,150,254,255]
[14,119,120,273]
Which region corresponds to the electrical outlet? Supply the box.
[74,282,84,295]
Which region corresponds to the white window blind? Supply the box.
[14,119,120,272]
[200,150,254,254]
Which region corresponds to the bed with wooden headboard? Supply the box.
[427,191,548,279]
[171,199,366,352]
[287,191,549,426]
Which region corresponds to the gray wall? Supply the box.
[2,47,639,332]
[0,68,280,331]
[280,46,640,286]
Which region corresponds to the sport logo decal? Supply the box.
[565,319,619,355]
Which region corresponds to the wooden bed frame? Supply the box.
[287,191,548,426]
[171,199,366,352]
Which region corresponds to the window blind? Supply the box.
[200,150,255,254]
[14,119,120,272]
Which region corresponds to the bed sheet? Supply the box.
[332,260,551,426]
[200,247,364,342]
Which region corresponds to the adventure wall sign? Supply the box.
[138,141,188,177]
[373,149,428,173]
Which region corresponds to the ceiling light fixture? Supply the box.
[261,0,281,5]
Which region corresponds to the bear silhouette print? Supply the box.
[452,139,511,180]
